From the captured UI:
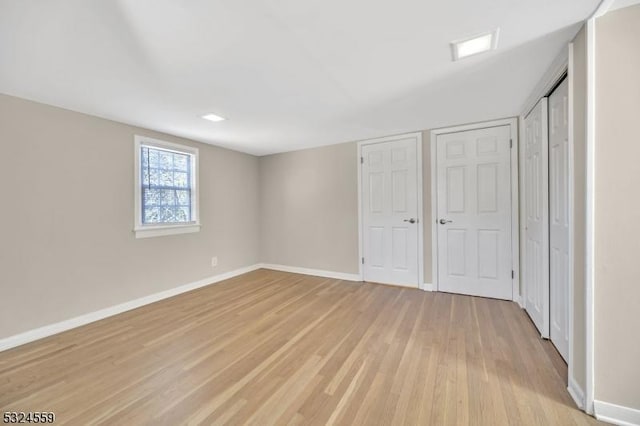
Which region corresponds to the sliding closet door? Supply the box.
[523,98,550,338]
[549,78,570,361]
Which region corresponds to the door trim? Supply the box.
[584,12,598,415]
[357,132,425,289]
[567,42,577,405]
[430,118,520,301]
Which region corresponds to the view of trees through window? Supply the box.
[140,146,192,224]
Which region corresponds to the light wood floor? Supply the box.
[0,269,601,425]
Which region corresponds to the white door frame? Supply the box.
[357,132,425,288]
[430,118,520,302]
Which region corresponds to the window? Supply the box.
[134,136,200,238]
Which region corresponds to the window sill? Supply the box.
[134,223,201,239]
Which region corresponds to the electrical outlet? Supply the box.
[211,256,218,267]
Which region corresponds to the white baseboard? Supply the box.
[594,400,640,426]
[422,283,434,291]
[0,264,262,353]
[514,294,525,308]
[259,263,362,282]
[568,376,585,410]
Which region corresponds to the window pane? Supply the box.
[159,189,176,206]
[175,207,190,222]
[142,148,149,168]
[149,169,160,186]
[143,188,160,206]
[140,145,194,225]
[174,155,188,171]
[159,206,176,222]
[159,170,172,186]
[159,151,173,169]
[176,190,190,206]
[173,172,188,188]
[144,207,160,223]
[142,168,149,186]
[148,149,159,168]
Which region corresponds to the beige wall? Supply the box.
[259,131,434,282]
[571,24,588,393]
[259,142,359,273]
[594,4,640,409]
[0,94,260,339]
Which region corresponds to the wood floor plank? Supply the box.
[0,269,603,425]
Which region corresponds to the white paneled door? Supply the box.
[549,78,570,361]
[361,136,420,287]
[524,98,550,337]
[435,126,513,300]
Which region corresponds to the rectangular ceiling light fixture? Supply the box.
[202,113,226,122]
[451,29,499,61]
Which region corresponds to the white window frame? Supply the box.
[133,135,201,239]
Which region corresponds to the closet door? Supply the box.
[549,78,570,361]
[523,98,550,337]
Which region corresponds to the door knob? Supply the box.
[439,219,453,225]
[403,218,417,224]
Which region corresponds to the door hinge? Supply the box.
[512,270,515,279]
[362,257,365,264]
[360,156,364,164]
[510,139,513,148]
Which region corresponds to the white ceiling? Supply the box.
[0,0,599,155]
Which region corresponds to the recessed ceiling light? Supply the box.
[202,113,226,122]
[450,29,499,61]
